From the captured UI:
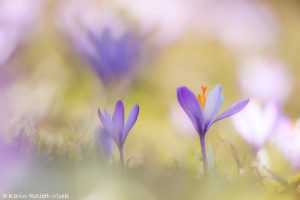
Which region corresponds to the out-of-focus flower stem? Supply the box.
[200,135,208,175]
[119,146,124,169]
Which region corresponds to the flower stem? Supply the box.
[200,135,208,175]
[119,147,124,169]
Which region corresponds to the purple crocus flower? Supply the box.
[177,84,249,174]
[83,27,143,85]
[98,100,139,167]
[58,2,145,86]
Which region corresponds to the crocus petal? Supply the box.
[204,84,224,128]
[104,109,117,141]
[98,108,106,126]
[210,99,249,127]
[177,87,204,134]
[232,100,278,150]
[98,108,113,135]
[123,104,139,143]
[95,127,114,159]
[113,101,125,144]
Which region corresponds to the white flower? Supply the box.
[0,0,42,67]
[193,0,278,53]
[238,57,292,104]
[231,100,279,151]
[58,0,126,37]
[273,117,300,170]
[113,0,192,45]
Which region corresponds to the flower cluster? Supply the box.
[96,85,249,172]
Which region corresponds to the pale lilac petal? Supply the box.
[232,100,278,150]
[273,117,300,169]
[113,101,125,144]
[211,99,249,127]
[203,84,223,127]
[238,58,292,104]
[177,87,204,134]
[0,136,32,193]
[95,127,114,159]
[98,108,106,126]
[123,104,139,143]
[104,109,117,141]
[98,108,113,135]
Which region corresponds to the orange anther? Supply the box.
[198,86,207,109]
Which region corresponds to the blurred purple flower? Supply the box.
[95,127,114,159]
[273,117,300,170]
[177,84,248,173]
[238,58,292,105]
[0,83,12,134]
[58,2,146,86]
[98,100,139,167]
[83,28,143,85]
[232,100,280,152]
[0,134,33,193]
[0,0,42,67]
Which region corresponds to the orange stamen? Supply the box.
[197,86,207,109]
